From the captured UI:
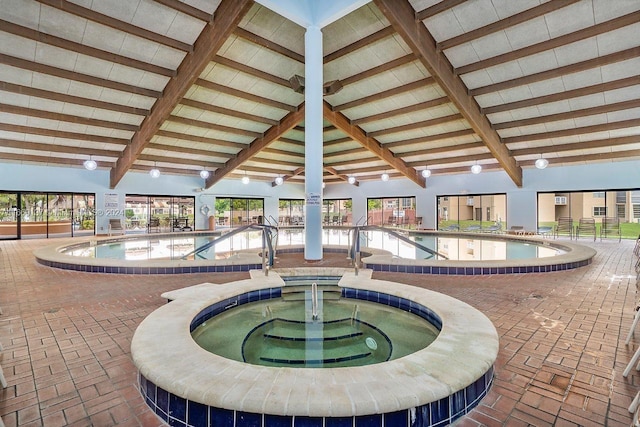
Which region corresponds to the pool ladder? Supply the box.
[311,282,318,321]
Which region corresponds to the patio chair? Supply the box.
[482,222,502,234]
[147,217,160,233]
[463,225,481,232]
[600,216,621,242]
[575,217,596,241]
[108,218,125,236]
[440,224,459,231]
[553,217,574,239]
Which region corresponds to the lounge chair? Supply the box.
[147,217,160,233]
[600,216,621,242]
[554,217,574,239]
[537,226,552,237]
[440,224,459,231]
[463,225,481,232]
[108,218,125,236]
[575,217,596,241]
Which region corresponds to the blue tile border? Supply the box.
[138,366,493,427]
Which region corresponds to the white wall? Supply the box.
[1,159,639,235]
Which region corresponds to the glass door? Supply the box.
[0,192,18,239]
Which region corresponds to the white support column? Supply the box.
[304,25,323,261]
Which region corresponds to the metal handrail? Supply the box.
[179,224,278,266]
[348,225,448,264]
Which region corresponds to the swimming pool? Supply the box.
[34,228,596,275]
[132,269,499,427]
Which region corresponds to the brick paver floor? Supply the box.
[1,237,639,426]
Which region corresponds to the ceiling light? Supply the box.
[199,169,210,179]
[83,157,97,171]
[241,171,250,185]
[149,163,160,178]
[535,157,549,169]
[347,176,356,185]
[470,164,482,175]
[421,168,431,178]
[274,176,284,186]
[381,172,389,182]
[322,182,326,189]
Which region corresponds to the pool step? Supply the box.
[281,285,342,301]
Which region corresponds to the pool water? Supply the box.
[191,290,439,368]
[62,229,563,261]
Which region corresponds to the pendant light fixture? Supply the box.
[149,162,161,178]
[83,156,97,171]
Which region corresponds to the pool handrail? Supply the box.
[179,224,278,265]
[348,225,448,263]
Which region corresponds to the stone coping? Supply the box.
[131,268,499,417]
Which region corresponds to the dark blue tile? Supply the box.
[264,413,292,427]
[293,416,322,427]
[236,411,261,427]
[325,417,353,427]
[411,405,430,427]
[169,393,187,424]
[430,398,449,425]
[355,414,382,427]
[156,386,169,417]
[210,407,234,427]
[450,389,466,418]
[187,401,209,426]
[145,379,156,407]
[384,410,408,427]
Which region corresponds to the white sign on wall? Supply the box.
[306,192,321,206]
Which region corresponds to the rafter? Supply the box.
[0,19,175,77]
[0,152,114,168]
[351,97,449,125]
[482,75,640,115]
[437,0,580,51]
[0,53,161,98]
[457,11,640,76]
[512,134,640,157]
[234,27,304,63]
[205,104,306,187]
[383,129,476,149]
[341,54,416,87]
[470,46,640,96]
[332,78,435,111]
[367,113,463,138]
[167,115,263,138]
[195,79,298,112]
[155,130,246,150]
[35,0,192,52]
[324,26,395,63]
[0,138,121,158]
[502,118,640,145]
[147,142,235,159]
[153,0,213,22]
[138,154,224,169]
[0,103,139,132]
[323,101,425,188]
[110,0,253,188]
[324,166,359,186]
[180,98,278,126]
[415,0,467,21]
[374,0,522,187]
[213,55,291,88]
[0,82,150,116]
[0,123,129,146]
[393,142,485,158]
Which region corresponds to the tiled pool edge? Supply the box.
[137,367,494,427]
[132,270,499,427]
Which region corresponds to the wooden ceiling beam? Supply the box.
[511,134,640,156]
[324,26,395,64]
[503,118,640,144]
[0,123,129,146]
[437,0,580,51]
[374,0,522,187]
[155,130,246,150]
[0,53,161,98]
[407,152,494,167]
[35,0,192,52]
[0,152,114,168]
[0,19,175,77]
[153,0,213,22]
[205,103,305,187]
[458,10,640,75]
[213,55,291,88]
[138,154,224,169]
[470,46,640,96]
[415,0,467,21]
[324,147,369,158]
[341,54,415,87]
[195,78,298,112]
[0,103,139,132]
[482,75,640,115]
[332,77,435,111]
[0,81,150,116]
[324,166,359,186]
[493,99,640,130]
[261,147,305,159]
[323,100,425,188]
[0,138,121,158]
[110,0,254,188]
[247,156,303,168]
[393,141,485,158]
[234,27,304,63]
[519,149,640,166]
[147,142,235,159]
[352,97,449,125]
[180,98,278,126]
[383,129,476,149]
[272,166,304,186]
[367,113,463,138]
[167,115,263,138]
[327,157,385,168]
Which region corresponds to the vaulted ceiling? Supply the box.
[1,0,639,189]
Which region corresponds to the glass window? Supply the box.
[593,206,606,216]
[437,194,506,231]
[367,196,417,228]
[323,199,352,225]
